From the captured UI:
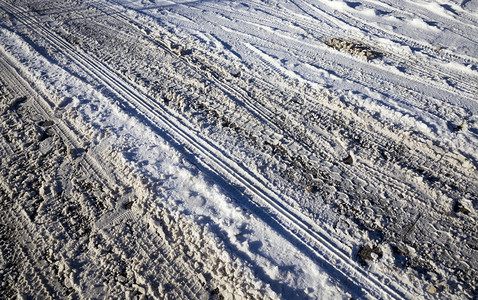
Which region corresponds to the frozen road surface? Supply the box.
[0,0,477,299]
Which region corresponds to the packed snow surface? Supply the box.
[0,0,477,299]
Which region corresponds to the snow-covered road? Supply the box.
[1,0,477,299]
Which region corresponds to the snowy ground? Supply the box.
[0,0,477,299]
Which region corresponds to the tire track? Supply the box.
[88,0,286,137]
[363,0,478,31]
[0,50,97,299]
[90,0,394,167]
[5,0,477,211]
[190,0,477,100]
[98,220,207,299]
[0,202,67,298]
[288,0,478,64]
[0,53,109,184]
[155,0,477,151]
[81,4,478,296]
[0,31,211,299]
[0,1,414,298]
[213,0,477,98]
[97,0,477,166]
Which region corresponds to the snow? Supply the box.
[0,0,477,299]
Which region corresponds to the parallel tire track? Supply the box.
[200,0,477,100]
[97,0,477,193]
[0,32,208,299]
[196,0,477,101]
[97,0,477,172]
[88,0,285,137]
[0,1,413,298]
[68,1,478,298]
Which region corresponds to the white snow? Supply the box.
[0,0,477,299]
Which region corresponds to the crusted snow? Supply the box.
[0,0,477,299]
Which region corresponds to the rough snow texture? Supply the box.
[0,0,477,299]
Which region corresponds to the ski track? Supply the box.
[87,0,288,138]
[163,0,478,165]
